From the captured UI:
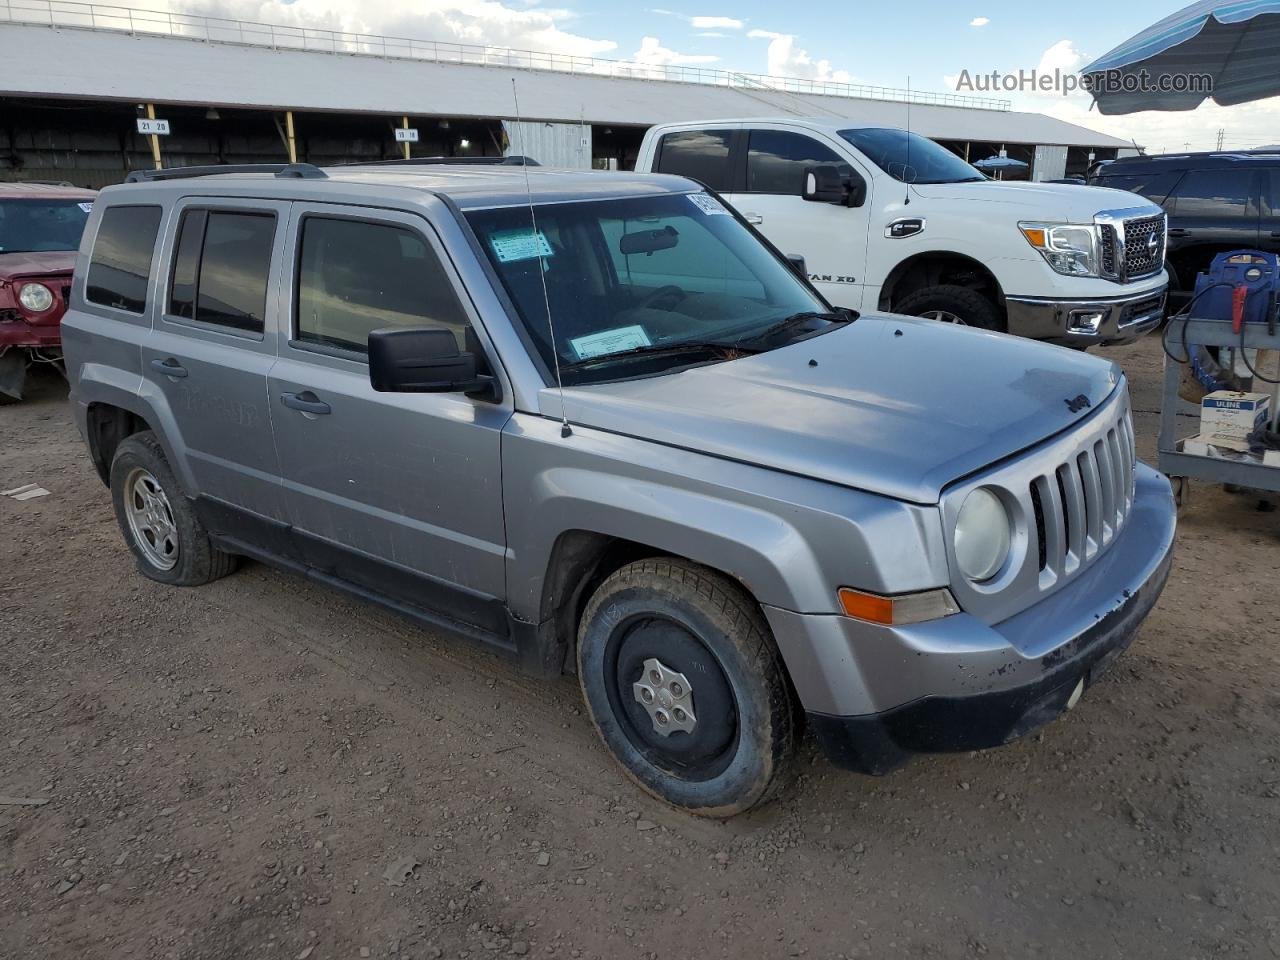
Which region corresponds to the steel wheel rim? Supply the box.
[919,309,967,325]
[123,467,179,571]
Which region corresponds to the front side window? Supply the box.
[168,209,276,333]
[839,128,984,185]
[465,192,837,385]
[1167,169,1253,217]
[746,131,846,195]
[654,130,734,191]
[294,217,471,354]
[0,199,92,254]
[86,205,162,314]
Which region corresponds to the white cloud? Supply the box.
[168,0,617,57]
[689,15,743,29]
[969,16,989,27]
[748,31,853,83]
[632,35,719,66]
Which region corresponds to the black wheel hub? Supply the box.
[605,615,738,780]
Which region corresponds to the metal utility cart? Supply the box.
[1158,317,1280,502]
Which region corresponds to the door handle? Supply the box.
[1269,231,1280,239]
[744,212,764,225]
[1167,228,1188,237]
[149,357,188,378]
[280,391,332,416]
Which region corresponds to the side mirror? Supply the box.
[803,164,866,208]
[368,327,493,397]
[786,254,808,278]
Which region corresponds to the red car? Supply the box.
[0,182,97,402]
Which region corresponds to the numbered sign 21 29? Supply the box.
[136,118,171,136]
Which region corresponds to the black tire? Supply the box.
[576,558,800,817]
[108,431,236,586]
[895,284,1005,332]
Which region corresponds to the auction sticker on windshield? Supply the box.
[570,325,652,360]
[490,228,554,263]
[687,194,729,216]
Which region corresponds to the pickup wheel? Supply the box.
[576,558,800,817]
[895,284,1005,332]
[109,431,237,586]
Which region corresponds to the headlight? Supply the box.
[18,282,55,313]
[1019,222,1100,278]
[954,488,1011,582]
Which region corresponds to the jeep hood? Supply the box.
[909,180,1160,224]
[545,315,1121,504]
[0,250,76,281]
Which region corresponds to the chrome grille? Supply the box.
[1029,407,1136,580]
[1122,215,1165,279]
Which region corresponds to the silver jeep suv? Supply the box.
[62,161,1176,817]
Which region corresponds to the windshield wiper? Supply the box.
[561,340,752,372]
[732,309,853,349]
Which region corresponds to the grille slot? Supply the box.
[1029,409,1135,583]
[1121,215,1164,279]
[1099,224,1117,276]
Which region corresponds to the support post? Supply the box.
[146,103,162,170]
[401,115,411,160]
[285,110,297,163]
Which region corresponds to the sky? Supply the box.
[174,0,1279,153]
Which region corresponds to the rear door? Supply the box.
[266,203,511,636]
[139,198,291,545]
[722,126,871,310]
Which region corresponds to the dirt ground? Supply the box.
[2,335,1279,960]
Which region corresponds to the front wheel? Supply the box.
[576,558,800,817]
[895,284,1005,332]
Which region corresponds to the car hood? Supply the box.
[545,315,1121,504]
[0,250,76,281]
[910,180,1161,224]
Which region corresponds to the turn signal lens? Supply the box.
[1020,227,1047,249]
[837,587,961,626]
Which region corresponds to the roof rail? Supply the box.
[341,156,540,168]
[20,179,76,187]
[125,163,328,183]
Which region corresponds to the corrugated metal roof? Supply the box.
[0,22,1133,149]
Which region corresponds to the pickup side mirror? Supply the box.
[802,164,867,208]
[786,254,808,278]
[368,327,494,397]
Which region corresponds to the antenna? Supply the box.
[903,76,911,206]
[512,78,572,439]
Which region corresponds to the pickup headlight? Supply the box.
[1019,222,1100,278]
[954,488,1011,582]
[18,282,55,313]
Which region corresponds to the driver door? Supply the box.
[722,125,872,310]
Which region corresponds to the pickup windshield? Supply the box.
[0,199,92,254]
[466,192,839,385]
[839,128,986,185]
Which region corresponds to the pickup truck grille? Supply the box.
[1099,215,1166,282]
[1029,407,1135,577]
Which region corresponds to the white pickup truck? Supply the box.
[635,118,1169,345]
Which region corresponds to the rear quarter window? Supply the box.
[1093,171,1184,205]
[86,205,163,314]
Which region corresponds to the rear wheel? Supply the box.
[109,431,236,586]
[896,284,1005,332]
[576,558,800,817]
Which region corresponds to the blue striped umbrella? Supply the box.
[1082,0,1280,114]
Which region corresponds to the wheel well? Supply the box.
[539,532,754,674]
[86,403,150,486]
[879,252,1005,312]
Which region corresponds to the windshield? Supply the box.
[0,199,92,254]
[465,192,834,385]
[839,128,985,185]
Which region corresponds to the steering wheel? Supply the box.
[638,284,688,311]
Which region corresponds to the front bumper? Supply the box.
[0,320,62,351]
[764,464,1176,774]
[1005,284,1166,345]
